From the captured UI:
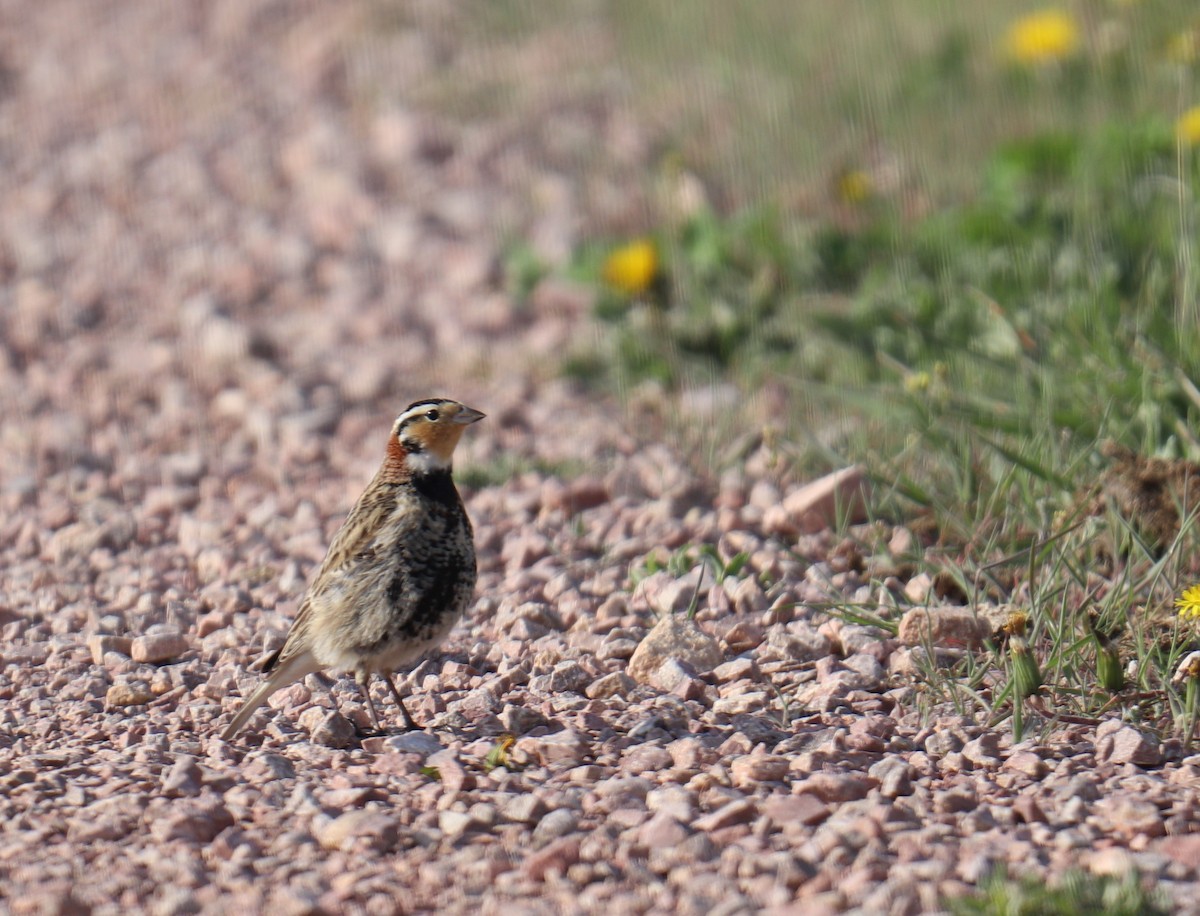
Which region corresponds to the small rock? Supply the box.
[646,786,696,822]
[712,692,769,716]
[897,607,987,650]
[962,734,1002,767]
[1154,834,1200,869]
[638,812,689,848]
[773,466,869,535]
[924,731,966,757]
[731,578,767,615]
[1004,751,1047,779]
[426,749,472,793]
[148,800,234,844]
[533,808,579,844]
[516,730,588,766]
[501,794,548,825]
[439,810,477,839]
[521,836,581,880]
[794,773,876,803]
[648,657,698,694]
[1096,724,1161,767]
[1012,794,1047,824]
[763,794,830,827]
[869,758,914,798]
[632,571,699,615]
[316,810,399,852]
[841,652,886,689]
[720,620,763,652]
[935,789,977,814]
[620,745,674,775]
[1083,847,1137,877]
[761,624,831,662]
[161,757,203,798]
[539,660,591,695]
[88,634,133,664]
[298,708,356,749]
[627,613,724,685]
[729,754,789,787]
[131,630,189,664]
[381,732,444,755]
[1096,797,1165,838]
[713,657,759,683]
[693,799,756,832]
[586,671,636,699]
[106,683,154,708]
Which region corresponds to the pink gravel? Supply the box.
[0,3,1199,915]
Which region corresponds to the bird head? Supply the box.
[389,398,485,475]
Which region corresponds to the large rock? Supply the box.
[627,613,724,685]
[763,466,869,537]
[897,607,989,650]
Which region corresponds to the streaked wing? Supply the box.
[267,477,398,669]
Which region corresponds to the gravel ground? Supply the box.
[2,3,1200,915]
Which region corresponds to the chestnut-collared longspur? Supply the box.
[220,398,485,741]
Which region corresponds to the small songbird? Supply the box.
[221,398,484,741]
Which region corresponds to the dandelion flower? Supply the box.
[836,169,873,205]
[1004,10,1080,66]
[1177,107,1200,148]
[603,239,659,296]
[1175,584,1200,619]
[904,371,932,394]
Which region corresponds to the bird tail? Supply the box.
[220,650,321,741]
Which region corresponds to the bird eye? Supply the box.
[425,409,440,422]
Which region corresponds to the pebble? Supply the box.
[106,683,154,707]
[533,808,579,843]
[729,754,789,787]
[638,812,689,848]
[316,811,399,852]
[1096,724,1162,767]
[298,708,356,749]
[131,630,189,664]
[3,8,1197,912]
[502,794,548,825]
[627,613,724,684]
[897,607,988,650]
[88,634,133,664]
[521,837,581,880]
[763,794,830,827]
[585,671,636,699]
[693,799,756,832]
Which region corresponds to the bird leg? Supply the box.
[381,672,419,730]
[356,672,384,734]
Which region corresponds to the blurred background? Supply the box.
[4,0,1200,507]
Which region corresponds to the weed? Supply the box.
[948,864,1168,916]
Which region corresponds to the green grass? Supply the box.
[949,865,1169,916]
[357,2,1200,738]
[456,455,586,490]
[479,5,1200,741]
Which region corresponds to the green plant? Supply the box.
[948,865,1169,916]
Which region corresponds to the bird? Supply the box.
[220,397,485,741]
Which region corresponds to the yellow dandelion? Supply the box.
[1175,584,1200,620]
[904,371,932,394]
[1004,9,1081,66]
[836,169,873,205]
[1002,610,1031,637]
[1177,107,1200,148]
[603,239,659,296]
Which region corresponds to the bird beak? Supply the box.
[454,405,486,425]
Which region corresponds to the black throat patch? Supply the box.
[412,468,461,509]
